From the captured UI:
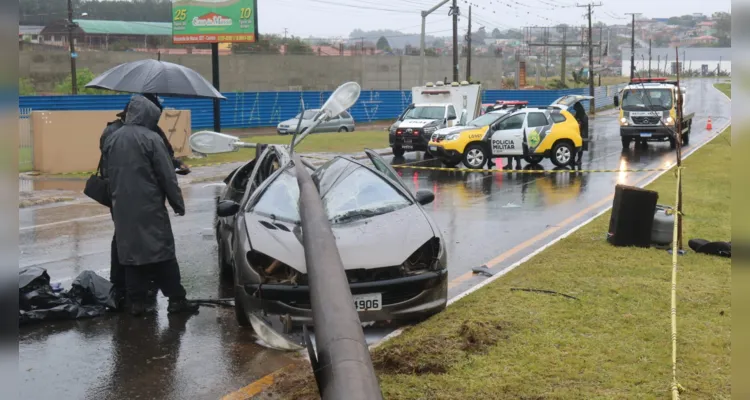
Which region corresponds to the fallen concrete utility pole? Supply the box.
[294,156,383,400]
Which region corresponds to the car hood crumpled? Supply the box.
[245,205,436,274]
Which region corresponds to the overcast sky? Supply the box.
[259,0,731,39]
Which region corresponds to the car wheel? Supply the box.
[621,137,631,149]
[669,137,677,149]
[523,155,544,164]
[392,146,405,157]
[639,139,648,149]
[550,141,574,168]
[234,290,252,327]
[682,131,690,145]
[462,144,487,169]
[338,126,348,132]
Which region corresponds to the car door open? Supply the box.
[490,113,525,157]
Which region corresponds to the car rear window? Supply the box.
[550,113,567,123]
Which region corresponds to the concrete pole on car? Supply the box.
[293,156,383,400]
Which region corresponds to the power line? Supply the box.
[461,0,567,26]
[288,0,421,14]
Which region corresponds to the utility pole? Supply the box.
[598,26,603,86]
[451,0,460,82]
[648,38,652,77]
[420,0,450,85]
[524,26,600,85]
[561,27,567,84]
[578,2,601,114]
[67,0,78,94]
[657,55,661,76]
[625,13,638,81]
[466,5,472,82]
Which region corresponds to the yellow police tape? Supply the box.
[670,166,685,399]
[50,165,671,177]
[391,165,670,174]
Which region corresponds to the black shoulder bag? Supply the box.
[84,157,112,208]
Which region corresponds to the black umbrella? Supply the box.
[85,59,226,100]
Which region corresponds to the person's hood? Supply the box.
[124,95,162,130]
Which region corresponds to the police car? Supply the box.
[428,96,589,169]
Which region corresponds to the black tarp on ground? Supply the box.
[19,267,117,326]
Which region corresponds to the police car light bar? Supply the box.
[630,77,681,84]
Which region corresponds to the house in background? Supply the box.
[697,21,717,36]
[19,26,44,43]
[39,19,172,49]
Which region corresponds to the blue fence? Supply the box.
[19,86,617,130]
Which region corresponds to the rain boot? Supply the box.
[167,298,200,314]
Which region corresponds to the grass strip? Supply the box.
[714,82,731,98]
[183,130,388,167]
[268,128,731,399]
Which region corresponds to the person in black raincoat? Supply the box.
[573,101,589,167]
[99,94,191,310]
[102,94,198,316]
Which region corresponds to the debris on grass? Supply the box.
[372,318,509,375]
[510,288,580,301]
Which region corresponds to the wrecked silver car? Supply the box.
[214,145,448,331]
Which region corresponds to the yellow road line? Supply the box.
[221,364,295,400]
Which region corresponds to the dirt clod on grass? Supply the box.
[458,319,507,353]
[372,318,509,375]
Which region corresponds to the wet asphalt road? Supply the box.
[19,79,730,400]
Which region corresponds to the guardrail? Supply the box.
[18,86,620,131]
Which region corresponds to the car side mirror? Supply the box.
[448,115,457,120]
[217,200,241,217]
[415,189,435,206]
[613,96,619,108]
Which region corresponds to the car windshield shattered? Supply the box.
[402,106,445,120]
[621,89,673,111]
[249,163,412,224]
[322,166,412,223]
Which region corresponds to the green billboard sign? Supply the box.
[172,0,258,44]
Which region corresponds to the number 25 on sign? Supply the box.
[240,7,252,19]
[174,8,187,21]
